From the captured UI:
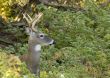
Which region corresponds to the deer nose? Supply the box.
[49,40,55,45]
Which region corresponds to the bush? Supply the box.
[0,49,36,78]
[41,47,110,78]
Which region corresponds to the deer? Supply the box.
[20,12,55,78]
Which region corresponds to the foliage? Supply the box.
[41,47,110,78]
[37,1,110,77]
[0,0,28,20]
[0,0,110,78]
[0,49,35,78]
[0,0,108,21]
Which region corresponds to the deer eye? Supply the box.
[39,34,44,39]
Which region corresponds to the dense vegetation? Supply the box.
[0,0,110,78]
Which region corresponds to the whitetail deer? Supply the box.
[20,12,55,78]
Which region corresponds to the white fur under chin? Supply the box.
[35,44,41,51]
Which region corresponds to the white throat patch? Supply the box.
[35,44,41,51]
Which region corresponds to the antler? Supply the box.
[32,13,43,32]
[23,12,43,32]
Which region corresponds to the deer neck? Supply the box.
[28,43,41,62]
[28,40,42,54]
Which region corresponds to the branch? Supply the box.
[42,2,84,11]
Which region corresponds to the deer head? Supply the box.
[23,12,54,46]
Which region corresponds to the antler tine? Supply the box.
[32,13,43,32]
[26,13,32,21]
[23,13,30,24]
[32,13,43,24]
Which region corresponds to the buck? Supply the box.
[20,12,55,78]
